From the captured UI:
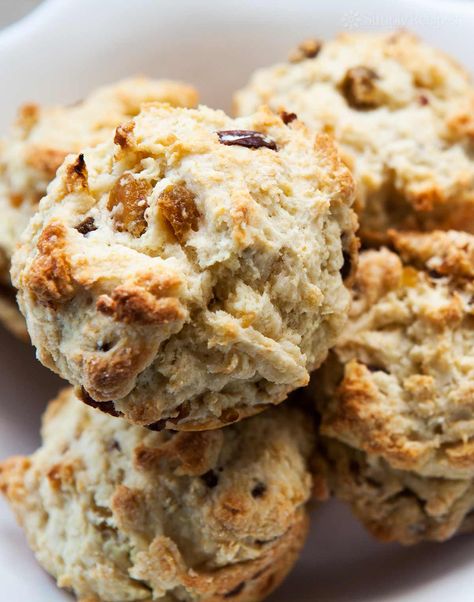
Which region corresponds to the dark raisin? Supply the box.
[279,110,297,125]
[79,387,122,418]
[217,130,277,151]
[251,482,267,498]
[75,216,97,236]
[201,470,219,488]
[224,582,245,598]
[428,269,443,279]
[419,94,429,106]
[146,420,167,432]
[341,66,381,110]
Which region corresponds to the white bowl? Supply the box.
[0,1,473,600]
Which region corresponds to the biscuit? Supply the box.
[311,230,474,479]
[12,103,356,429]
[0,388,313,602]
[235,31,474,244]
[0,77,198,338]
[315,437,474,545]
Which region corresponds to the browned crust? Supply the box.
[114,121,136,149]
[82,346,151,402]
[156,401,278,433]
[320,359,428,471]
[389,229,474,279]
[134,430,224,476]
[313,132,356,204]
[318,438,474,545]
[129,509,309,602]
[26,221,75,306]
[96,273,185,326]
[64,153,89,194]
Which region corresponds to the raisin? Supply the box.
[158,182,200,243]
[279,110,297,125]
[75,216,97,236]
[201,470,219,488]
[108,173,150,237]
[341,66,381,110]
[79,388,122,418]
[251,482,267,498]
[217,130,277,151]
[289,39,322,63]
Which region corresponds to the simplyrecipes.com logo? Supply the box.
[341,10,462,30]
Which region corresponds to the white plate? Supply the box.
[0,1,473,600]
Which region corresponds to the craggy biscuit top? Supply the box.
[235,31,474,243]
[12,103,356,429]
[315,437,474,545]
[0,388,313,602]
[312,230,474,479]
[0,77,197,340]
[0,77,198,265]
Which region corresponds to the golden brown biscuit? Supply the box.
[235,31,474,244]
[0,388,313,602]
[311,230,474,479]
[12,104,356,429]
[315,437,474,545]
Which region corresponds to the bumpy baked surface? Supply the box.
[0,388,313,602]
[311,230,474,479]
[12,103,356,429]
[314,437,474,545]
[235,31,474,244]
[0,77,198,339]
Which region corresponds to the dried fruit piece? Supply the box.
[217,130,277,151]
[289,39,322,63]
[75,216,97,236]
[107,173,150,237]
[341,66,381,109]
[279,110,297,125]
[158,182,200,243]
[79,387,123,418]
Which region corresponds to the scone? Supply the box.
[312,230,474,480]
[235,31,474,244]
[0,388,313,602]
[12,103,357,430]
[0,77,198,339]
[314,437,474,545]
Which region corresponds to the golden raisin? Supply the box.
[158,182,200,243]
[289,39,322,63]
[341,66,381,110]
[401,266,419,288]
[108,173,151,237]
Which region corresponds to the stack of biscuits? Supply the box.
[0,29,472,601]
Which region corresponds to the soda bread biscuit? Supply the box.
[312,230,474,479]
[12,104,356,430]
[235,31,474,244]
[315,437,474,545]
[0,77,198,338]
[0,388,313,602]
